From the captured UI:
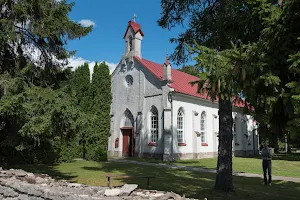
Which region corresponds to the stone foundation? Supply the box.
[173,152,217,160]
[134,153,164,160]
[107,150,121,157]
[234,150,258,157]
[108,150,259,160]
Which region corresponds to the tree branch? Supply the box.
[14,25,51,65]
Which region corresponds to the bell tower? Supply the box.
[123,14,144,58]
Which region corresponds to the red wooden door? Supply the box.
[122,129,130,157]
[122,129,134,157]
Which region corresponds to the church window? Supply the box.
[233,122,236,133]
[200,111,206,143]
[177,108,184,143]
[124,110,134,127]
[150,107,158,143]
[125,75,133,86]
[129,36,133,51]
[233,120,237,142]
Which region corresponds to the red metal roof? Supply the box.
[134,56,248,108]
[123,21,144,39]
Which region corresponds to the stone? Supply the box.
[34,177,46,185]
[119,184,138,196]
[0,174,8,178]
[78,194,90,199]
[25,174,36,184]
[17,194,30,200]
[27,187,43,197]
[18,195,44,200]
[11,182,31,194]
[68,183,83,188]
[156,191,182,200]
[96,190,105,196]
[11,170,27,177]
[0,185,19,197]
[104,188,121,197]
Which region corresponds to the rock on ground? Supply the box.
[119,184,138,196]
[0,167,197,200]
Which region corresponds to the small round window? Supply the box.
[125,75,133,86]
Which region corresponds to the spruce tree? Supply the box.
[1,0,92,74]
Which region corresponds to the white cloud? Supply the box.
[67,56,118,79]
[78,19,96,27]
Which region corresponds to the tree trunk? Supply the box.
[215,98,233,191]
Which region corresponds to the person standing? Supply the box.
[261,142,272,185]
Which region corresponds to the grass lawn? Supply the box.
[10,160,300,200]
[130,153,300,178]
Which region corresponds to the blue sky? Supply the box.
[66,0,186,73]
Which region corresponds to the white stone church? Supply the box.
[108,20,259,160]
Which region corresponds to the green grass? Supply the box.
[130,153,300,178]
[10,160,300,200]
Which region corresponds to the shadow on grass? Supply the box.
[83,161,300,200]
[242,153,300,161]
[270,153,300,161]
[6,164,77,181]
[126,157,217,170]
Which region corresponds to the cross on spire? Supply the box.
[133,13,137,22]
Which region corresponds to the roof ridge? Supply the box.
[135,56,199,79]
[133,56,248,109]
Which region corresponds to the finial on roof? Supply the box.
[133,13,137,22]
[165,49,170,65]
[163,49,172,82]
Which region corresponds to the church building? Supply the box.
[108,19,259,160]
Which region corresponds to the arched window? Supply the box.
[124,110,134,127]
[233,117,237,142]
[200,112,206,143]
[129,36,133,51]
[150,107,158,143]
[177,108,184,143]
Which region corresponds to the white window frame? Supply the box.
[200,111,206,143]
[177,108,184,143]
[150,107,158,143]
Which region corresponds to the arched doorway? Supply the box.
[121,109,135,157]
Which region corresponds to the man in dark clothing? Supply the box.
[261,142,272,185]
